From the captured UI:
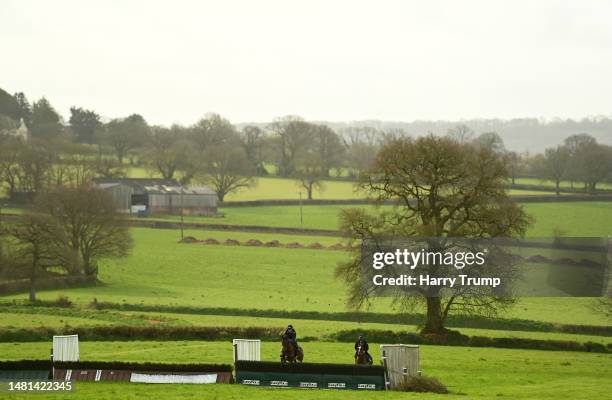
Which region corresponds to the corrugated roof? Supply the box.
[93,178,180,187]
[94,178,216,196]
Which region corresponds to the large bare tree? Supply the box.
[4,213,65,301]
[337,135,532,334]
[195,130,255,202]
[34,185,133,277]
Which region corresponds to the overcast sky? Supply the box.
[2,0,612,125]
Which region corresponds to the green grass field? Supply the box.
[125,168,553,201]
[151,201,612,236]
[1,200,611,399]
[515,177,612,190]
[6,201,612,236]
[2,228,610,327]
[1,341,611,400]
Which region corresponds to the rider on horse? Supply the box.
[354,335,373,364]
[283,324,298,355]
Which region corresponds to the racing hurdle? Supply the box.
[235,361,386,390]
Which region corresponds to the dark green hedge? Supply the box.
[0,275,97,296]
[87,301,612,337]
[0,326,283,342]
[0,360,52,370]
[331,329,610,353]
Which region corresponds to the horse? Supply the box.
[280,335,304,363]
[355,343,373,365]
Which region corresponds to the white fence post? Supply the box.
[52,335,80,362]
[232,339,261,362]
[379,344,420,389]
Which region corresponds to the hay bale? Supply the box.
[285,242,304,248]
[224,239,240,246]
[264,240,282,247]
[246,239,263,246]
[179,236,199,243]
[204,238,220,245]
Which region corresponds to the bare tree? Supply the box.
[145,126,193,180]
[195,132,255,202]
[102,114,149,164]
[240,125,266,175]
[34,186,133,277]
[446,124,474,144]
[4,213,65,301]
[337,135,532,333]
[191,113,234,153]
[16,139,56,194]
[312,125,345,177]
[342,127,381,177]
[293,151,324,200]
[540,146,570,195]
[269,116,313,177]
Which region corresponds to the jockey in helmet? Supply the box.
[283,324,298,353]
[354,335,372,363]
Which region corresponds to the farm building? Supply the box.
[93,178,218,216]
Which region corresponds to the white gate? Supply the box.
[380,344,420,389]
[233,339,261,362]
[53,335,80,362]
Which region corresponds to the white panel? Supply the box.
[233,339,261,361]
[52,335,80,362]
[130,373,217,384]
[380,344,420,389]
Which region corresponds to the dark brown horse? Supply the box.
[355,343,373,365]
[280,335,303,363]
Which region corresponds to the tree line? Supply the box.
[1,88,611,203]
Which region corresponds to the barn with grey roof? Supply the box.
[93,178,218,216]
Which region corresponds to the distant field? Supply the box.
[515,177,612,190]
[221,179,548,201]
[150,201,612,235]
[124,168,552,201]
[1,341,610,400]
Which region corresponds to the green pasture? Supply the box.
[125,168,552,201]
[6,201,610,235]
[0,303,601,343]
[2,228,609,326]
[2,305,608,344]
[515,177,612,190]
[1,341,611,400]
[152,201,612,236]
